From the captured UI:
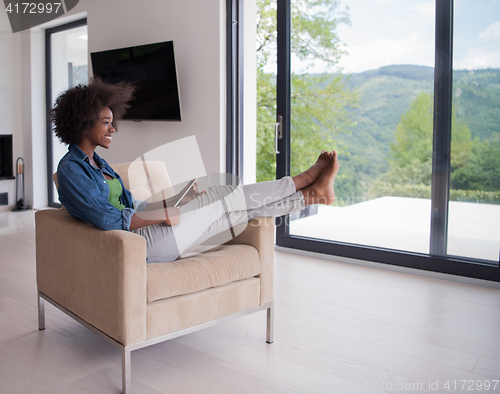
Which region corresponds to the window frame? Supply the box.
[226,0,244,180]
[45,18,88,208]
[273,0,500,282]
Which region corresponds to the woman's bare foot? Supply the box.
[291,151,331,191]
[301,151,339,205]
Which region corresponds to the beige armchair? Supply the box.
[36,161,275,393]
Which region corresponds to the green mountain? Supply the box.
[453,68,500,140]
[333,64,500,200]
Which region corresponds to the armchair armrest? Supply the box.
[35,209,147,346]
[226,217,275,304]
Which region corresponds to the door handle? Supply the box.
[274,115,282,154]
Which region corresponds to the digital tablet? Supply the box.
[173,178,197,207]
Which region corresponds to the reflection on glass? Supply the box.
[448,1,500,262]
[286,0,436,254]
[50,25,88,205]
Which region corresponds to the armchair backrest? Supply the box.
[111,160,173,202]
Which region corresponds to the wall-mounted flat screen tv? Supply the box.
[91,41,181,121]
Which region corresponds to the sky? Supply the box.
[292,0,500,74]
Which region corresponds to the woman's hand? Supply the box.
[164,207,181,226]
[146,181,206,211]
[178,182,205,206]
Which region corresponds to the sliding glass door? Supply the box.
[273,0,500,280]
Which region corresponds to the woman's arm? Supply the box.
[144,196,178,211]
[129,207,180,230]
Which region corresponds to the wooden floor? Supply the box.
[0,210,499,393]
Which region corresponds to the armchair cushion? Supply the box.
[146,244,261,302]
[146,278,260,339]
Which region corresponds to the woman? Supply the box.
[52,78,339,262]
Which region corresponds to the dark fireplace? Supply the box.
[0,135,14,179]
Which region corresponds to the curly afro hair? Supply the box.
[50,78,136,145]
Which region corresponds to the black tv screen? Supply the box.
[91,41,181,121]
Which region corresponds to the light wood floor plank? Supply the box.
[0,309,37,344]
[3,327,105,383]
[137,338,225,377]
[129,351,237,394]
[472,356,500,379]
[0,258,36,288]
[172,330,385,394]
[55,329,123,374]
[224,314,489,394]
[61,331,238,394]
[0,274,39,308]
[276,252,500,306]
[274,276,432,327]
[0,344,87,394]
[276,292,500,362]
[0,249,36,273]
[0,381,17,394]
[272,317,488,384]
[0,292,85,342]
[73,367,163,394]
[338,278,500,323]
[0,275,87,325]
[205,321,433,394]
[198,362,309,394]
[424,316,500,344]
[276,255,500,321]
[0,210,35,236]
[272,301,480,371]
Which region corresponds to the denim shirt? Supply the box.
[57,144,137,231]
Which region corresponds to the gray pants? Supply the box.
[131,176,305,263]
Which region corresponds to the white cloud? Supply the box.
[414,2,435,20]
[454,47,500,69]
[336,32,434,73]
[454,20,500,69]
[478,20,500,43]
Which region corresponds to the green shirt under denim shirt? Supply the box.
[106,178,126,211]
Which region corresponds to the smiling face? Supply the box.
[86,107,115,149]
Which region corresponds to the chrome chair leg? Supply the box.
[38,292,45,330]
[266,303,274,344]
[122,347,131,394]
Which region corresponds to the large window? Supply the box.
[46,19,88,207]
[285,0,436,255]
[249,0,500,281]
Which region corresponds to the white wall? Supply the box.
[26,28,47,209]
[0,10,22,208]
[85,0,226,176]
[5,0,228,208]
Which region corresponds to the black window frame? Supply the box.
[226,0,244,180]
